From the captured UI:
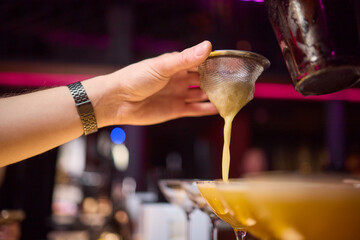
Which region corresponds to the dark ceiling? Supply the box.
[0,0,288,74]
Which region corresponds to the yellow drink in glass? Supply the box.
[247,178,360,240]
[215,180,273,239]
[197,180,247,240]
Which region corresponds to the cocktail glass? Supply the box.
[242,175,360,240]
[196,180,247,240]
[158,179,196,240]
[181,180,222,240]
[215,180,273,240]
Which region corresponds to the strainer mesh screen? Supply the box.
[198,55,266,96]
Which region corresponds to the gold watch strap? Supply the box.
[67,82,98,135]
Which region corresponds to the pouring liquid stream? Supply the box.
[206,80,254,181]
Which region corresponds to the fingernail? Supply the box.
[195,41,209,57]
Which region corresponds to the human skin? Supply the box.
[0,41,217,166]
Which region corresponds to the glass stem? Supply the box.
[186,212,192,240]
[209,218,219,240]
[234,229,247,240]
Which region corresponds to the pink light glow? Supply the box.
[254,83,360,102]
[0,72,95,87]
[240,0,264,3]
[0,72,359,102]
[239,0,264,2]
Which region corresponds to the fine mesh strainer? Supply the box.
[198,50,270,99]
[198,50,270,117]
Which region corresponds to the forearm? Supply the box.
[0,79,103,166]
[0,70,139,166]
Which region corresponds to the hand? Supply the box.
[88,40,218,127]
[0,40,217,164]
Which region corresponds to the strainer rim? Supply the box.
[208,50,271,70]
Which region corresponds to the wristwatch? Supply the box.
[67,82,98,135]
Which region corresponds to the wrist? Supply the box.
[82,74,128,128]
[81,75,110,128]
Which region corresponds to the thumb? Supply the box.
[152,40,212,77]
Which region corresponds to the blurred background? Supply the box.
[0,0,359,239]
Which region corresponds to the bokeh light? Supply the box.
[110,127,126,144]
[112,144,130,171]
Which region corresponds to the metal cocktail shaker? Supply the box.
[264,0,360,95]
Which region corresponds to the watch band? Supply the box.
[67,82,98,135]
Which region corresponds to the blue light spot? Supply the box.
[110,127,126,144]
